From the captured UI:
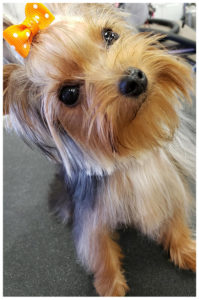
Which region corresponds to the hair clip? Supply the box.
[3,3,55,58]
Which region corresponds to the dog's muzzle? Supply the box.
[119,67,148,97]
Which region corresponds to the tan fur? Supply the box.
[3,64,20,115]
[159,213,196,271]
[3,3,195,296]
[77,222,129,296]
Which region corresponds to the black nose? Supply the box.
[119,67,148,97]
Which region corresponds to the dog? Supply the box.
[3,3,196,296]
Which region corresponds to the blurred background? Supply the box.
[122,3,196,28]
[120,3,196,69]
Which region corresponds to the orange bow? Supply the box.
[3,3,55,58]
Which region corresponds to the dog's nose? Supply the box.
[119,67,148,97]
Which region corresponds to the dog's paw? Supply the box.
[94,271,129,296]
[170,239,196,272]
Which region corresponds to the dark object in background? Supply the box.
[182,3,196,29]
[139,19,196,55]
[148,3,156,18]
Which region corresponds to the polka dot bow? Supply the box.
[3,3,55,58]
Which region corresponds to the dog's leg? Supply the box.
[92,230,129,296]
[159,213,196,272]
[74,219,129,296]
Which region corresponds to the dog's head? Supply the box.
[4,3,193,176]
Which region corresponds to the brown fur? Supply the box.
[159,213,196,272]
[3,64,19,115]
[3,3,195,296]
[78,226,129,296]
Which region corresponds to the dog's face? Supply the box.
[4,4,192,175]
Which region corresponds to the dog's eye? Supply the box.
[58,85,80,106]
[102,28,119,46]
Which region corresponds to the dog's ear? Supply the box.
[3,64,59,161]
[3,64,34,119]
[3,64,20,115]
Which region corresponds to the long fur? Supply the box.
[3,3,195,296]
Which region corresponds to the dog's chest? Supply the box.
[100,168,141,227]
[99,155,176,235]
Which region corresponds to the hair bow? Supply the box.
[3,3,55,58]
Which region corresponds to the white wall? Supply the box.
[153,3,183,21]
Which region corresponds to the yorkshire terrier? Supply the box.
[3,3,196,296]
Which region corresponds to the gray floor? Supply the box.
[3,129,196,296]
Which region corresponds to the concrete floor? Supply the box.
[3,120,196,296]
